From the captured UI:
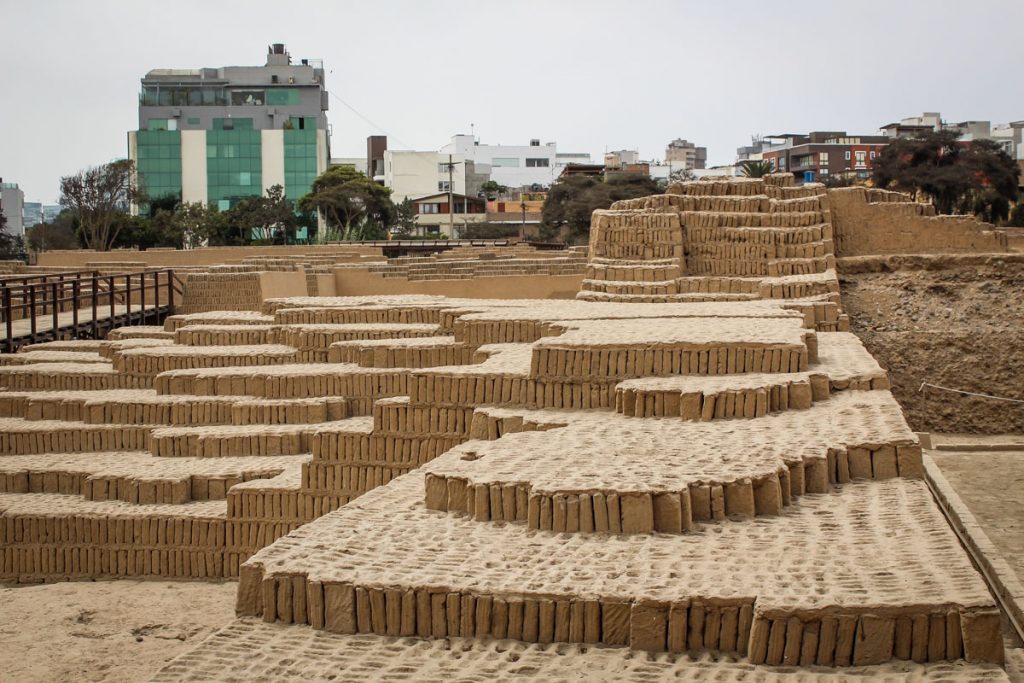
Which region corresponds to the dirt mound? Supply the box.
[840,258,1024,433]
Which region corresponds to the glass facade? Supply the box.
[136,129,182,202]
[284,116,318,200]
[207,118,261,209]
[140,85,227,106]
[267,88,301,105]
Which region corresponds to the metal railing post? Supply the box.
[154,271,161,323]
[124,274,131,324]
[29,285,37,343]
[167,269,175,313]
[51,281,59,340]
[72,279,81,338]
[91,274,99,339]
[107,276,115,331]
[3,287,12,353]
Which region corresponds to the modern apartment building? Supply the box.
[760,131,889,183]
[128,44,329,212]
[22,202,61,229]
[440,135,564,189]
[0,180,25,236]
[665,138,707,170]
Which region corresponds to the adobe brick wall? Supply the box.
[35,245,385,268]
[829,187,1009,256]
[333,266,583,299]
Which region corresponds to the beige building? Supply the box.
[383,151,468,203]
[665,138,707,170]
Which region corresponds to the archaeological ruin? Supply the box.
[0,174,1018,680]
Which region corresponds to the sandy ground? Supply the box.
[929,448,1024,586]
[0,580,237,683]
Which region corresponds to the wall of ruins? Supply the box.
[829,187,1009,257]
[178,271,311,314]
[34,245,386,268]
[333,266,584,299]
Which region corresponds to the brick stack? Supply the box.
[580,173,847,331]
[0,235,1008,675]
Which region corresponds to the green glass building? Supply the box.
[129,44,329,227]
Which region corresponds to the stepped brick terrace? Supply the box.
[0,175,1012,680]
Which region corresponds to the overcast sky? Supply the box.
[2,0,1021,202]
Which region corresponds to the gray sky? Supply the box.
[2,0,1021,203]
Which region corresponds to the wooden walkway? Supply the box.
[5,304,168,350]
[2,269,178,353]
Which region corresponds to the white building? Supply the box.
[383,151,468,203]
[440,135,560,189]
[0,181,25,237]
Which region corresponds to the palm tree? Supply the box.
[740,160,774,178]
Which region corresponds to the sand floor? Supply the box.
[0,580,236,683]
[929,448,1024,587]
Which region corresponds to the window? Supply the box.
[525,158,549,167]
[267,88,300,105]
[819,152,829,164]
[820,168,829,176]
[230,90,265,106]
[438,181,451,192]
[855,151,866,168]
[438,163,450,174]
[869,150,876,160]
[419,203,440,214]
[492,158,520,167]
[769,158,777,171]
[844,151,851,161]
[239,171,252,186]
[778,157,786,170]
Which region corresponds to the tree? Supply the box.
[872,130,1019,216]
[25,211,81,251]
[225,184,297,243]
[298,166,397,234]
[392,198,417,237]
[740,160,773,178]
[541,173,661,243]
[480,180,509,197]
[59,159,138,251]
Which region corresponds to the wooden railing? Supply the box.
[1,269,179,352]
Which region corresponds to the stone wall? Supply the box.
[829,187,1009,256]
